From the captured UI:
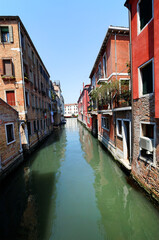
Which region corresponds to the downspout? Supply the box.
[127,3,133,166]
[114,32,117,147]
[18,21,29,146]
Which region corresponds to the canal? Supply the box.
[0,118,159,240]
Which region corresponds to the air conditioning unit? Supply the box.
[139,136,154,152]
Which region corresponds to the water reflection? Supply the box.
[79,124,159,240]
[0,126,66,240]
[1,120,159,240]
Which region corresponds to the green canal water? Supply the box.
[0,118,159,240]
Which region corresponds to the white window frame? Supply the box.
[5,123,15,145]
[137,0,154,35]
[101,116,110,131]
[117,118,123,138]
[139,121,156,165]
[103,53,107,78]
[138,58,154,98]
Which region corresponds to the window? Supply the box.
[139,60,153,95]
[27,122,31,136]
[28,44,31,58]
[23,64,28,79]
[140,123,155,162]
[29,69,33,83]
[117,119,122,137]
[102,117,110,131]
[35,96,38,109]
[103,54,107,78]
[6,90,15,106]
[97,63,102,79]
[3,59,13,76]
[5,123,15,144]
[0,26,13,43]
[41,119,43,129]
[25,91,30,107]
[21,32,25,49]
[33,120,37,132]
[37,120,39,131]
[138,0,153,31]
[32,94,35,108]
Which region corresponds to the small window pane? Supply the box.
[141,61,153,95]
[6,124,14,143]
[1,27,9,42]
[139,0,152,30]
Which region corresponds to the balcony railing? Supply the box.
[98,99,112,111]
[114,91,131,108]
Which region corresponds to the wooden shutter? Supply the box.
[0,59,4,75]
[4,59,12,76]
[6,91,15,106]
[9,25,13,43]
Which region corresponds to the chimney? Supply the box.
[80,90,81,95]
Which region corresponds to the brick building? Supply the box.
[89,26,131,169]
[125,0,159,200]
[77,83,92,131]
[53,80,64,125]
[0,98,23,176]
[0,16,53,152]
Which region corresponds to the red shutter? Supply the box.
[6,91,15,106]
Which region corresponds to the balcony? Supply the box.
[96,73,108,84]
[114,91,131,109]
[98,99,112,111]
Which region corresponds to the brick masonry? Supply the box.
[0,99,22,171]
[132,95,159,200]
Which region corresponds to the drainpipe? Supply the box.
[18,21,29,146]
[127,3,133,166]
[114,32,117,147]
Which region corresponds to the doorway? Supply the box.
[123,120,131,162]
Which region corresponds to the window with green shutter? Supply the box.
[0,25,13,43]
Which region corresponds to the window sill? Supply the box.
[1,76,15,80]
[7,139,16,145]
[139,155,155,167]
[102,126,110,132]
[139,93,154,98]
[117,133,123,139]
[0,42,13,45]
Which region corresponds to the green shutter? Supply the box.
[9,25,13,43]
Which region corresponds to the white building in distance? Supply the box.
[64,103,78,118]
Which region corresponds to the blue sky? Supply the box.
[1,0,128,104]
